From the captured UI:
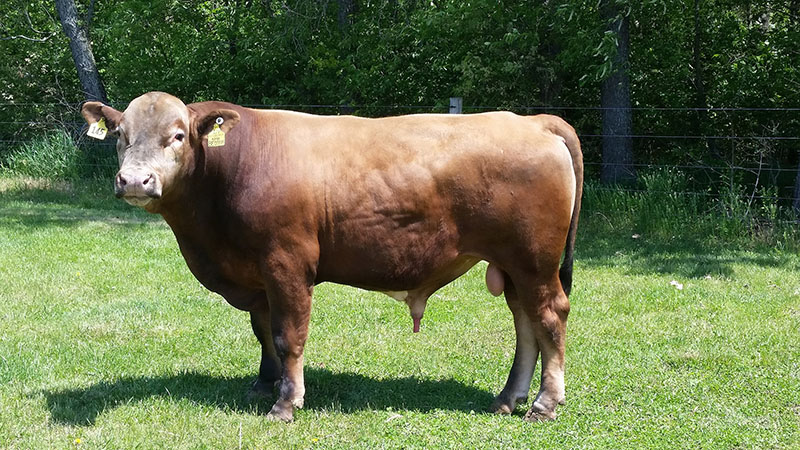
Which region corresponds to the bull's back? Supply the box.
[266,110,572,190]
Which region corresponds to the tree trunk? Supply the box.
[55,0,107,103]
[337,0,355,31]
[791,0,800,214]
[600,1,635,184]
[793,159,800,215]
[693,0,717,158]
[539,1,562,106]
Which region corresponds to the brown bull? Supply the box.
[81,92,583,422]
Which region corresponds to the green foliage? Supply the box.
[3,0,798,111]
[585,169,704,238]
[715,177,793,246]
[0,1,77,103]
[634,169,706,232]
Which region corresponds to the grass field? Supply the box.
[0,175,798,449]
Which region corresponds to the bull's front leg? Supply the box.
[247,301,282,401]
[263,256,314,422]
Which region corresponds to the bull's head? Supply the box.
[81,92,239,212]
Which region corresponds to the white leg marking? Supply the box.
[510,316,538,399]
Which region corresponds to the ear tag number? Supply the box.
[87,118,108,140]
[207,120,226,147]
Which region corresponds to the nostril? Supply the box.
[142,174,154,186]
[117,174,128,186]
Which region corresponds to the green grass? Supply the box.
[0,175,798,449]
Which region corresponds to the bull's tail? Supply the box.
[552,118,583,297]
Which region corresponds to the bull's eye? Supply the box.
[175,132,185,142]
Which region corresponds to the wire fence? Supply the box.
[1,101,799,212]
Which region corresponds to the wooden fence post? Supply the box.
[449,97,463,114]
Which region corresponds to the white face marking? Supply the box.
[382,291,409,302]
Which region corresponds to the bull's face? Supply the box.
[81,92,239,212]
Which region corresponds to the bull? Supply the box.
[81,92,583,422]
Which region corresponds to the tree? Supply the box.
[55,0,106,102]
[600,0,635,184]
[791,0,800,214]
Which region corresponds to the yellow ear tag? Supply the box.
[207,118,225,147]
[87,118,108,140]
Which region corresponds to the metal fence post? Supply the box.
[449,97,462,114]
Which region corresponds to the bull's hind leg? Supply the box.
[522,279,570,421]
[247,300,282,401]
[491,275,539,414]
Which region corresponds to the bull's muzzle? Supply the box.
[115,170,162,206]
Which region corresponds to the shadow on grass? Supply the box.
[43,368,496,425]
[0,177,115,207]
[0,177,157,228]
[576,217,797,279]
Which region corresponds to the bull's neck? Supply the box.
[157,140,243,235]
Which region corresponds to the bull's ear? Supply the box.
[196,109,240,139]
[81,101,123,132]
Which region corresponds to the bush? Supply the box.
[634,169,708,233]
[583,168,799,248]
[583,169,707,235]
[1,129,117,180]
[1,130,78,179]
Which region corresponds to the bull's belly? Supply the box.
[318,251,479,295]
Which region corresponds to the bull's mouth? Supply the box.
[122,195,155,207]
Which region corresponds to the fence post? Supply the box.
[449,97,462,114]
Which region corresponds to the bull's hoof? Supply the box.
[523,409,557,422]
[490,402,514,415]
[489,395,528,415]
[266,401,294,423]
[523,402,557,422]
[245,378,275,402]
